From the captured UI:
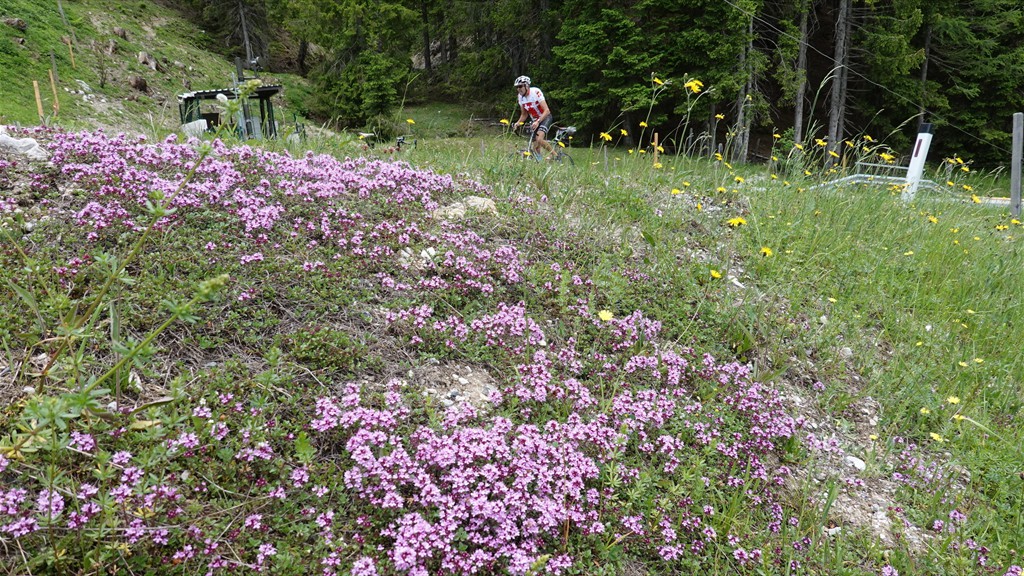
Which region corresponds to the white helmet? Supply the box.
[514,75,531,87]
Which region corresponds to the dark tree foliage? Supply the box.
[177,0,1024,162]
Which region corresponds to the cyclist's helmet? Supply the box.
[514,75,531,87]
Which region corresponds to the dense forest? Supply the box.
[184,0,1024,164]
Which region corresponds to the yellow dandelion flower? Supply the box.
[928,216,938,224]
[952,414,966,421]
[961,165,970,172]
[947,396,961,404]
[964,185,974,192]
[958,361,968,367]
[600,132,612,142]
[773,133,781,139]
[653,77,664,86]
[794,143,804,150]
[656,145,665,153]
[710,269,722,279]
[671,188,682,195]
[682,181,691,187]
[879,152,895,162]
[920,407,931,415]
[903,250,914,256]
[598,310,614,321]
[947,181,956,186]
[828,297,837,303]
[715,113,725,120]
[760,246,773,257]
[727,217,747,227]
[864,135,875,142]
[716,186,727,193]
[829,150,840,158]
[734,176,745,184]
[620,129,628,136]
[639,121,648,127]
[869,434,879,441]
[500,118,510,125]
[684,79,704,93]
[771,174,778,180]
[653,162,663,169]
[974,358,983,364]
[930,432,945,442]
[406,118,416,124]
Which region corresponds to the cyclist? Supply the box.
[513,75,555,159]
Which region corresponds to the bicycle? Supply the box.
[512,124,576,165]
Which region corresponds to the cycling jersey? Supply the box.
[517,87,547,121]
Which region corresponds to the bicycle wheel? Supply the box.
[554,151,574,166]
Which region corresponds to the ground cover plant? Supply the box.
[2,86,1024,575]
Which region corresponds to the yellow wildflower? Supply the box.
[684,79,704,93]
[598,310,614,321]
[947,396,960,404]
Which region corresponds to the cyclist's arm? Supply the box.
[516,108,528,125]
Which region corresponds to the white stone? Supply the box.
[845,455,866,472]
[0,134,49,161]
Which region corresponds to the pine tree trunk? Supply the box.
[827,0,851,164]
[919,22,932,130]
[421,0,433,73]
[793,1,810,145]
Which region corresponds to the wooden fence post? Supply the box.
[1012,112,1023,218]
[33,81,44,122]
[49,70,60,115]
[66,38,76,69]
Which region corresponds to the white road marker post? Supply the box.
[903,122,934,202]
[1011,112,1022,218]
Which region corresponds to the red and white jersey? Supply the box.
[517,87,547,120]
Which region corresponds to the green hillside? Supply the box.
[0,0,305,133]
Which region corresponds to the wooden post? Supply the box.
[653,133,660,165]
[1012,112,1023,218]
[66,38,76,69]
[33,81,44,122]
[50,51,59,83]
[48,70,59,115]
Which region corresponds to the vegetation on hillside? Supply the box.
[2,89,1024,573]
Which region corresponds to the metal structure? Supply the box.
[177,81,283,140]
